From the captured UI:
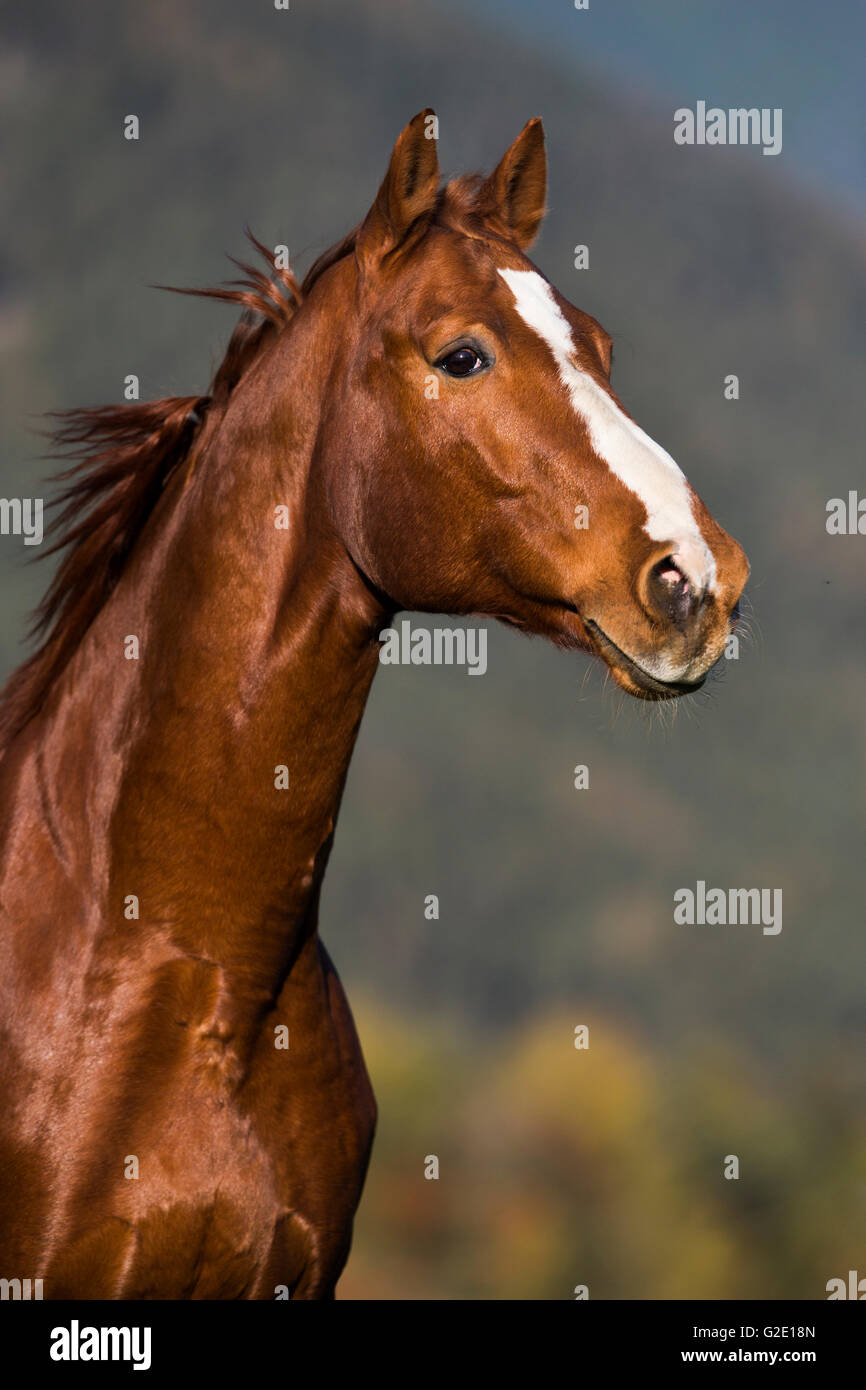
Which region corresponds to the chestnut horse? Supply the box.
[0,112,748,1299]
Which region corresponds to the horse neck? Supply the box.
[35,271,388,997]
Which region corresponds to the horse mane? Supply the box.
[0,185,487,750]
[0,228,350,750]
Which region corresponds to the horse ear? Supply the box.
[356,110,440,272]
[480,118,547,249]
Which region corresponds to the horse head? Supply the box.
[319,110,749,698]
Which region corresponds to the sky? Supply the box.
[475,0,866,217]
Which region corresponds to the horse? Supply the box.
[0,111,748,1299]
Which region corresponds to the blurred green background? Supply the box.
[2,0,865,1298]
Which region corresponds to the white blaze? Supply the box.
[498,267,716,593]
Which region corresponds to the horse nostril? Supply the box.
[647,556,699,624]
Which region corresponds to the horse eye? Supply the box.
[438,345,486,377]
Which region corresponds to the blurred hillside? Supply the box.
[1,0,864,1296]
[343,1000,866,1300]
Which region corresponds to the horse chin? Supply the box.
[583,619,707,702]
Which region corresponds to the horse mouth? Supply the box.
[583,619,706,700]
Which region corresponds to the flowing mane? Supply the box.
[0,181,491,752]
[0,229,358,751]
